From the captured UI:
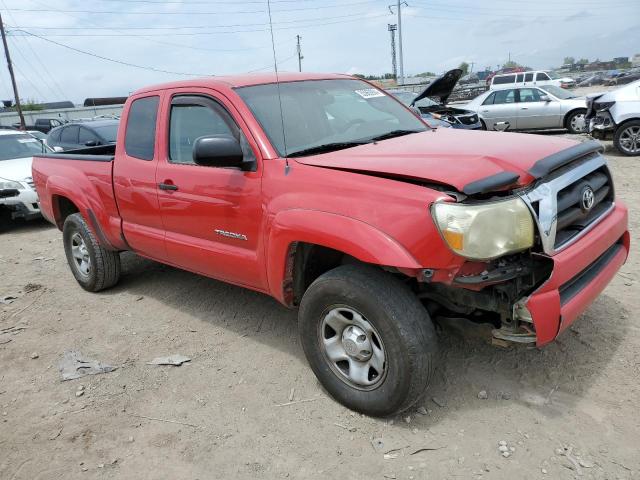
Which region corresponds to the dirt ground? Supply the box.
[1,132,639,480]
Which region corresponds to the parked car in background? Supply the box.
[0,129,48,221]
[578,73,607,87]
[47,120,119,151]
[27,130,48,144]
[587,80,640,156]
[388,90,452,128]
[389,69,482,130]
[466,84,588,133]
[490,70,575,90]
[12,118,65,134]
[606,71,640,87]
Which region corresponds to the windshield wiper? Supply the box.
[287,141,368,157]
[367,129,423,142]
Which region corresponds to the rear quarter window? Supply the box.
[125,96,159,160]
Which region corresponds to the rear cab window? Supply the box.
[125,96,160,160]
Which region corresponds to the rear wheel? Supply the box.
[614,120,640,156]
[566,109,587,134]
[63,213,121,292]
[298,264,437,416]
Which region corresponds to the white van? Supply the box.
[490,70,575,90]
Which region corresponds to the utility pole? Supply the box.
[388,24,397,81]
[389,1,407,85]
[296,34,303,72]
[0,13,25,130]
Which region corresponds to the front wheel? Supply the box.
[566,109,587,134]
[614,120,640,156]
[298,265,438,416]
[63,213,121,292]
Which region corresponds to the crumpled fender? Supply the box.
[266,208,422,304]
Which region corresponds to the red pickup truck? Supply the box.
[33,73,629,416]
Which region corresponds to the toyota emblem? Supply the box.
[581,186,595,212]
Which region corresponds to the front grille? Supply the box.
[554,167,613,248]
[23,177,35,189]
[523,153,614,255]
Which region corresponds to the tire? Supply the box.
[480,119,487,131]
[298,264,437,417]
[62,213,121,292]
[565,109,587,134]
[613,120,640,156]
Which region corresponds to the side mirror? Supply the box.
[540,95,551,102]
[84,140,98,147]
[193,135,245,169]
[53,146,64,152]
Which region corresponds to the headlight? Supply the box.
[432,197,534,260]
[0,178,23,190]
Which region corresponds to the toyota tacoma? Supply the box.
[32,73,629,416]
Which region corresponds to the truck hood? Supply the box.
[412,68,463,105]
[0,156,33,182]
[295,129,580,192]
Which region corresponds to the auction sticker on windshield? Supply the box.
[355,89,385,99]
[17,138,38,143]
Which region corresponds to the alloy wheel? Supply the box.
[619,126,640,154]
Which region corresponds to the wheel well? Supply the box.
[53,196,79,230]
[563,108,586,128]
[286,242,358,306]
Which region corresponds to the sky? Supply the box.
[0,0,639,104]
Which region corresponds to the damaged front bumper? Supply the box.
[525,202,629,346]
[589,111,616,139]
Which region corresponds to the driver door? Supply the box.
[155,91,266,290]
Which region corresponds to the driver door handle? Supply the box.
[158,182,178,191]
[521,107,529,110]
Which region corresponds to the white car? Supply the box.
[587,80,640,156]
[465,85,588,133]
[489,70,575,90]
[0,129,49,220]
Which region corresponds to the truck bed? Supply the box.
[32,143,127,251]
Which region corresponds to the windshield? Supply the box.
[0,134,51,160]
[539,85,576,99]
[546,71,560,80]
[93,124,119,142]
[236,79,426,156]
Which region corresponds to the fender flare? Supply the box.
[45,175,119,250]
[266,208,422,304]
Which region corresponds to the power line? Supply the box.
[10,0,389,15]
[0,0,68,99]
[9,13,391,38]
[13,29,212,76]
[7,36,56,101]
[13,11,381,31]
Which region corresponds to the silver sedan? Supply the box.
[465,85,588,133]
